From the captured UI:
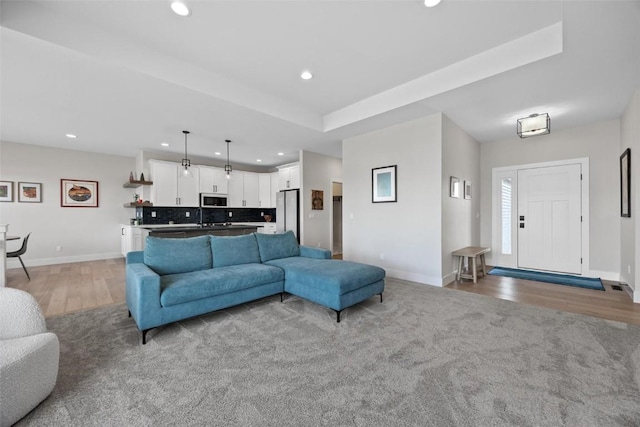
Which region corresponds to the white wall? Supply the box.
[0,141,134,267]
[621,90,640,298]
[300,150,342,250]
[480,119,621,278]
[441,116,481,283]
[343,114,443,285]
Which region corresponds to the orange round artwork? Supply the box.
[68,185,92,202]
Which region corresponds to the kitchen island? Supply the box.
[145,224,258,238]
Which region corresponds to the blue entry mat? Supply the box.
[488,267,605,291]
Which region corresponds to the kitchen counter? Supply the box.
[145,224,259,238]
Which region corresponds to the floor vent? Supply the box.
[611,285,623,291]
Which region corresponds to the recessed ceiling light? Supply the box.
[65,134,77,139]
[424,0,441,7]
[214,152,221,156]
[277,152,284,156]
[171,1,190,16]
[300,70,313,80]
[161,142,169,147]
[256,159,262,163]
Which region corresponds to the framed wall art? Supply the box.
[311,189,324,210]
[61,179,99,207]
[621,148,631,217]
[0,181,13,202]
[450,176,460,198]
[372,165,397,203]
[464,181,472,200]
[18,182,42,203]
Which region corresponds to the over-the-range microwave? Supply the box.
[200,193,228,208]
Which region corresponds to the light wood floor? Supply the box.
[6,258,126,318]
[6,259,640,325]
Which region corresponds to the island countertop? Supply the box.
[144,224,259,238]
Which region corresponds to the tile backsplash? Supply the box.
[135,207,276,225]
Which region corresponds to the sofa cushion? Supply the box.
[266,257,385,295]
[211,234,261,268]
[160,264,284,307]
[144,236,212,275]
[254,230,300,262]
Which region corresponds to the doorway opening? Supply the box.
[332,181,343,256]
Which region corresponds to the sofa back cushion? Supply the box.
[255,230,300,262]
[144,235,212,275]
[211,234,261,267]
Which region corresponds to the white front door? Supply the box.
[517,164,582,274]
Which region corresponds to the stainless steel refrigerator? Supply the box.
[276,189,299,240]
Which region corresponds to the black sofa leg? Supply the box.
[142,329,150,345]
[379,292,383,303]
[128,310,131,318]
[280,292,284,303]
[335,310,341,323]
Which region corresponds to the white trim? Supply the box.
[588,269,620,282]
[385,268,444,287]
[6,252,122,269]
[491,157,590,275]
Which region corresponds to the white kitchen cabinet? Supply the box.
[278,163,300,190]
[258,223,277,234]
[259,173,273,208]
[228,171,259,207]
[198,166,228,194]
[120,226,149,257]
[271,171,279,206]
[149,160,200,207]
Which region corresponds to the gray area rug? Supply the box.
[17,278,640,426]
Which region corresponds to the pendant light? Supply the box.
[181,130,192,178]
[224,139,232,179]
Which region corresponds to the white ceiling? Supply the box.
[1,0,639,168]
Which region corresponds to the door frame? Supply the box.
[491,158,590,276]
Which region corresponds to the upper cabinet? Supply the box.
[278,163,300,190]
[259,173,275,208]
[149,160,200,207]
[228,171,259,208]
[199,166,228,194]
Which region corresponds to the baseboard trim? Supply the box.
[385,268,444,287]
[588,269,620,282]
[6,252,123,269]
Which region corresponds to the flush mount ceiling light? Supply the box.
[224,139,232,179]
[517,113,551,138]
[277,152,284,156]
[181,130,192,177]
[424,0,442,7]
[171,1,190,17]
[300,70,313,80]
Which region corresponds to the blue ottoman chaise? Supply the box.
[126,231,385,343]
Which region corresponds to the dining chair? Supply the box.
[7,233,31,280]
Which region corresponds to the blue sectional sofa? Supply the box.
[126,231,385,344]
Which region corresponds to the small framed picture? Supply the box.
[61,179,99,207]
[464,181,472,200]
[311,189,324,210]
[450,176,460,198]
[18,182,42,203]
[0,181,14,202]
[621,148,631,217]
[372,165,397,203]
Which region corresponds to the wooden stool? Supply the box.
[452,246,490,283]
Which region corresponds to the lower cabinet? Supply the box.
[121,226,149,257]
[258,223,277,234]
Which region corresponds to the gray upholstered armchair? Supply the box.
[0,288,59,426]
